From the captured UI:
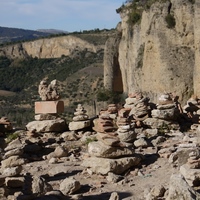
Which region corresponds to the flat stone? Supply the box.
[68,120,90,131]
[26,119,67,133]
[180,164,200,186]
[5,138,23,151]
[81,156,141,175]
[88,141,135,158]
[117,130,137,142]
[1,156,26,169]
[96,134,120,146]
[35,101,64,114]
[4,148,23,159]
[151,108,176,120]
[143,118,180,129]
[2,166,22,177]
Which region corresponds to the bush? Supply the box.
[165,14,176,29]
[128,12,141,25]
[97,89,122,103]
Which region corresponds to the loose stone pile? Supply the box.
[151,93,177,120]
[143,93,180,129]
[116,109,136,144]
[82,106,141,175]
[127,92,150,121]
[3,86,200,199]
[69,104,90,131]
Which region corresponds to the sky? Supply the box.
[0,0,124,32]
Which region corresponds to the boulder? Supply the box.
[68,120,90,131]
[2,166,22,177]
[26,119,67,133]
[32,176,53,196]
[151,108,176,120]
[81,156,141,175]
[1,156,26,169]
[166,174,200,200]
[180,164,200,186]
[59,177,81,195]
[143,118,180,129]
[88,141,135,158]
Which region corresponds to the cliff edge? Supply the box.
[104,0,199,104]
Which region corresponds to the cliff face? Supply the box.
[0,35,99,59]
[105,0,200,103]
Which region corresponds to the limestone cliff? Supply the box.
[105,0,199,104]
[0,35,100,59]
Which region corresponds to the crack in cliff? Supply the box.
[167,1,172,14]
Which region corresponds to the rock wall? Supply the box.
[0,35,99,59]
[105,0,199,104]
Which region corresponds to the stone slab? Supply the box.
[68,120,90,131]
[35,101,64,114]
[81,156,141,175]
[26,119,67,133]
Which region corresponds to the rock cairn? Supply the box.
[151,93,177,120]
[26,79,67,134]
[183,94,200,123]
[38,78,60,101]
[107,103,118,119]
[82,106,141,175]
[0,138,26,197]
[116,108,137,145]
[144,93,180,130]
[124,92,149,123]
[69,104,90,131]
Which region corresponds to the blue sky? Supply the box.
[0,0,124,32]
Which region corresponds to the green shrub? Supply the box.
[5,131,20,143]
[165,14,176,29]
[97,89,122,103]
[85,137,97,145]
[128,11,141,25]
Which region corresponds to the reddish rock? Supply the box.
[35,101,64,114]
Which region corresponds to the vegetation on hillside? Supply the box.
[0,26,119,128]
[116,0,195,28]
[0,45,105,127]
[0,28,115,47]
[0,26,50,44]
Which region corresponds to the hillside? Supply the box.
[0,26,52,44]
[0,29,118,127]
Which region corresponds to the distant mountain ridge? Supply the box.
[36,29,68,34]
[0,26,58,44]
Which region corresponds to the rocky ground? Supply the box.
[1,93,200,200]
[0,124,200,200]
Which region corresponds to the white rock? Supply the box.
[60,177,81,195]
